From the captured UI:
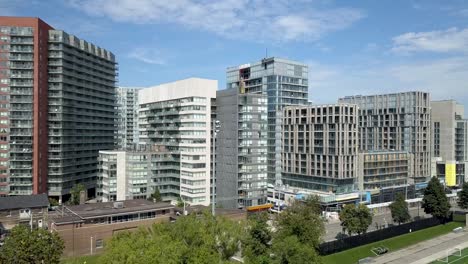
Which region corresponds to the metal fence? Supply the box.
[319,216,449,255]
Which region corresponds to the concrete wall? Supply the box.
[216,88,238,209]
[431,100,458,161]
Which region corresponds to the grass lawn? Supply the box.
[62,255,101,264]
[323,222,465,264]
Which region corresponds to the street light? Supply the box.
[212,120,221,216]
[180,195,187,216]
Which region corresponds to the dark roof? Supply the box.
[175,205,246,216]
[0,194,49,211]
[52,200,174,225]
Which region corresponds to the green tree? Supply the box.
[339,204,373,236]
[275,195,324,249]
[422,176,451,222]
[269,195,324,264]
[458,182,468,209]
[149,187,163,202]
[0,225,64,264]
[389,193,411,224]
[49,198,59,207]
[69,183,86,205]
[176,196,185,208]
[271,235,322,264]
[100,211,243,264]
[242,212,272,264]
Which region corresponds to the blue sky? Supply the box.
[3,0,468,109]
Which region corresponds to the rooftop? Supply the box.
[0,194,49,211]
[52,200,174,225]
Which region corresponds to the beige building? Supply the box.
[357,151,413,191]
[282,104,359,194]
[339,92,431,184]
[431,100,468,186]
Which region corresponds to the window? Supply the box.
[96,239,103,248]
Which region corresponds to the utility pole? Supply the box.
[212,120,220,217]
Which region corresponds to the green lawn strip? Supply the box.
[62,255,101,264]
[323,222,465,264]
[431,247,468,264]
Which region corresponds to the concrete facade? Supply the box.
[431,100,468,185]
[339,91,431,184]
[282,104,359,193]
[357,151,413,191]
[216,88,268,209]
[227,57,309,185]
[138,78,216,206]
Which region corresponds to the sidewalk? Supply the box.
[371,230,468,264]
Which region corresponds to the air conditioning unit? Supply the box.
[113,202,124,209]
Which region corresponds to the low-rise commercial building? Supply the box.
[0,193,49,231]
[49,200,174,257]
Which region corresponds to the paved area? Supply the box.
[370,230,468,264]
[324,207,429,241]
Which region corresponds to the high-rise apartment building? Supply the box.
[339,92,431,184]
[47,31,116,200]
[116,87,140,150]
[0,17,117,198]
[138,78,215,206]
[282,104,359,193]
[216,88,268,209]
[0,17,52,196]
[227,57,308,185]
[431,100,468,186]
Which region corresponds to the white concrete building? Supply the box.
[138,78,217,206]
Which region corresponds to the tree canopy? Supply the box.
[242,212,272,264]
[149,187,163,202]
[99,196,326,264]
[69,183,86,205]
[458,182,468,210]
[0,225,64,264]
[389,193,411,224]
[339,203,373,236]
[100,211,243,264]
[422,177,451,221]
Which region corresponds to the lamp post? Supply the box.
[212,120,220,216]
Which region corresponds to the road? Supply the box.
[323,207,430,241]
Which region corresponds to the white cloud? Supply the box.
[307,57,468,106]
[67,0,364,42]
[392,27,468,54]
[128,47,166,65]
